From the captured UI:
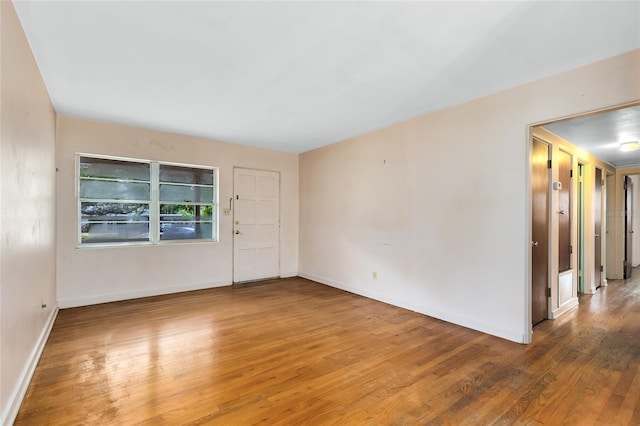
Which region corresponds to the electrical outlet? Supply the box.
[372,271,377,280]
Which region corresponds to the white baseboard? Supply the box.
[279,270,298,278]
[550,296,579,319]
[298,271,525,344]
[58,280,230,308]
[2,306,59,426]
[585,285,598,295]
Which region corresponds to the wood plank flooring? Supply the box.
[15,276,640,425]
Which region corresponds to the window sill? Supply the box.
[76,239,219,249]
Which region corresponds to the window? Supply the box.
[159,164,215,241]
[79,157,151,244]
[78,155,217,246]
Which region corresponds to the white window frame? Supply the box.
[76,153,218,247]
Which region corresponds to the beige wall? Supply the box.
[299,49,640,343]
[56,116,298,307]
[1,2,58,423]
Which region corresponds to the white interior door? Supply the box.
[233,168,280,282]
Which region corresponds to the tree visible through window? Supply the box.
[159,164,215,241]
[78,155,217,245]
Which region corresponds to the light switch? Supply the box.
[223,208,231,216]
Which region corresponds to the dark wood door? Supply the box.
[625,176,633,279]
[557,150,572,272]
[532,139,549,326]
[594,168,602,289]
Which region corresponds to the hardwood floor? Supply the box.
[15,276,640,425]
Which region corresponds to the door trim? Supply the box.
[624,175,633,279]
[594,167,603,289]
[577,163,585,294]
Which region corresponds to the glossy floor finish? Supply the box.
[16,276,640,425]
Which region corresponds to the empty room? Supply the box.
[2,1,639,424]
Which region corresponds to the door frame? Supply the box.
[593,167,604,289]
[612,165,640,280]
[577,163,585,293]
[605,173,614,285]
[624,175,633,279]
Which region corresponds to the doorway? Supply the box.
[594,168,603,289]
[233,168,281,283]
[577,163,585,293]
[531,138,550,326]
[624,175,633,279]
[606,174,615,282]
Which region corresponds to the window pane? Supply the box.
[81,202,149,219]
[159,165,213,185]
[81,223,150,243]
[159,222,212,241]
[81,202,150,243]
[80,157,150,181]
[159,184,214,203]
[80,180,150,201]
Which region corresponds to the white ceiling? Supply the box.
[543,105,640,168]
[13,1,640,153]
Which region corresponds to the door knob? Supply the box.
[595,234,600,237]
[532,241,538,247]
[235,230,241,235]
